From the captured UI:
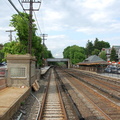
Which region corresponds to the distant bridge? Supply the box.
[46,58,70,68]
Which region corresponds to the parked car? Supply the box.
[0,65,7,77]
[117,68,120,74]
[111,66,117,73]
[104,67,112,73]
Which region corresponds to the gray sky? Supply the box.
[0,0,120,58]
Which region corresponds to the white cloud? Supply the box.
[82,0,114,9]
[1,0,120,58]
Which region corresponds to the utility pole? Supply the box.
[6,30,15,41]
[41,34,48,66]
[41,34,48,46]
[21,0,41,54]
[21,0,41,86]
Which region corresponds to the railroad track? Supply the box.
[65,69,120,101]
[56,68,120,120]
[38,68,68,120]
[13,68,82,120]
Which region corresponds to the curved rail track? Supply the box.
[56,68,120,120]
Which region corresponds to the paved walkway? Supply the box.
[100,73,120,79]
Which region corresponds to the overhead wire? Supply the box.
[8,0,43,38]
[2,0,16,14]
[8,0,29,26]
[33,11,42,35]
[18,0,43,36]
[18,0,27,13]
[33,0,43,36]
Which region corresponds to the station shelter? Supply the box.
[76,55,109,73]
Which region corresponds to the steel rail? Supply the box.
[65,70,120,101]
[55,68,84,120]
[54,71,68,120]
[38,68,68,120]
[37,69,51,120]
[63,69,117,120]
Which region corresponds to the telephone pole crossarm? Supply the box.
[6,30,15,41]
[20,0,42,54]
[21,0,41,11]
[41,34,48,46]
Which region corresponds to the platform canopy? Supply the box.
[77,55,108,65]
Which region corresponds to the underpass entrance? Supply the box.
[46,58,70,68]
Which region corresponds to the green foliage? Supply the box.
[94,38,110,51]
[63,45,85,64]
[0,44,4,62]
[99,51,107,61]
[86,38,110,57]
[63,38,111,65]
[3,41,26,54]
[42,46,53,59]
[10,13,29,46]
[92,49,100,56]
[86,40,94,57]
[0,51,4,62]
[110,48,117,61]
[2,12,53,66]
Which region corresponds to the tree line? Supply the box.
[63,38,117,64]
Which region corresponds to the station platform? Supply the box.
[74,68,120,82]
[0,87,30,120]
[41,66,51,75]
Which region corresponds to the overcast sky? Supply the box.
[0,0,120,58]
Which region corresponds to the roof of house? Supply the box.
[112,46,120,50]
[77,55,108,65]
[84,55,105,62]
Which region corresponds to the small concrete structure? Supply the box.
[6,54,36,87]
[46,58,70,68]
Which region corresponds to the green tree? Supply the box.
[2,12,53,66]
[92,49,100,55]
[99,51,107,61]
[110,48,117,61]
[86,40,94,57]
[63,46,71,58]
[94,38,110,51]
[63,45,85,64]
[0,44,4,62]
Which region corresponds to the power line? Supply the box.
[20,0,43,35]
[18,0,27,13]
[33,11,42,35]
[2,0,16,13]
[8,0,42,55]
[8,0,29,26]
[8,0,20,15]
